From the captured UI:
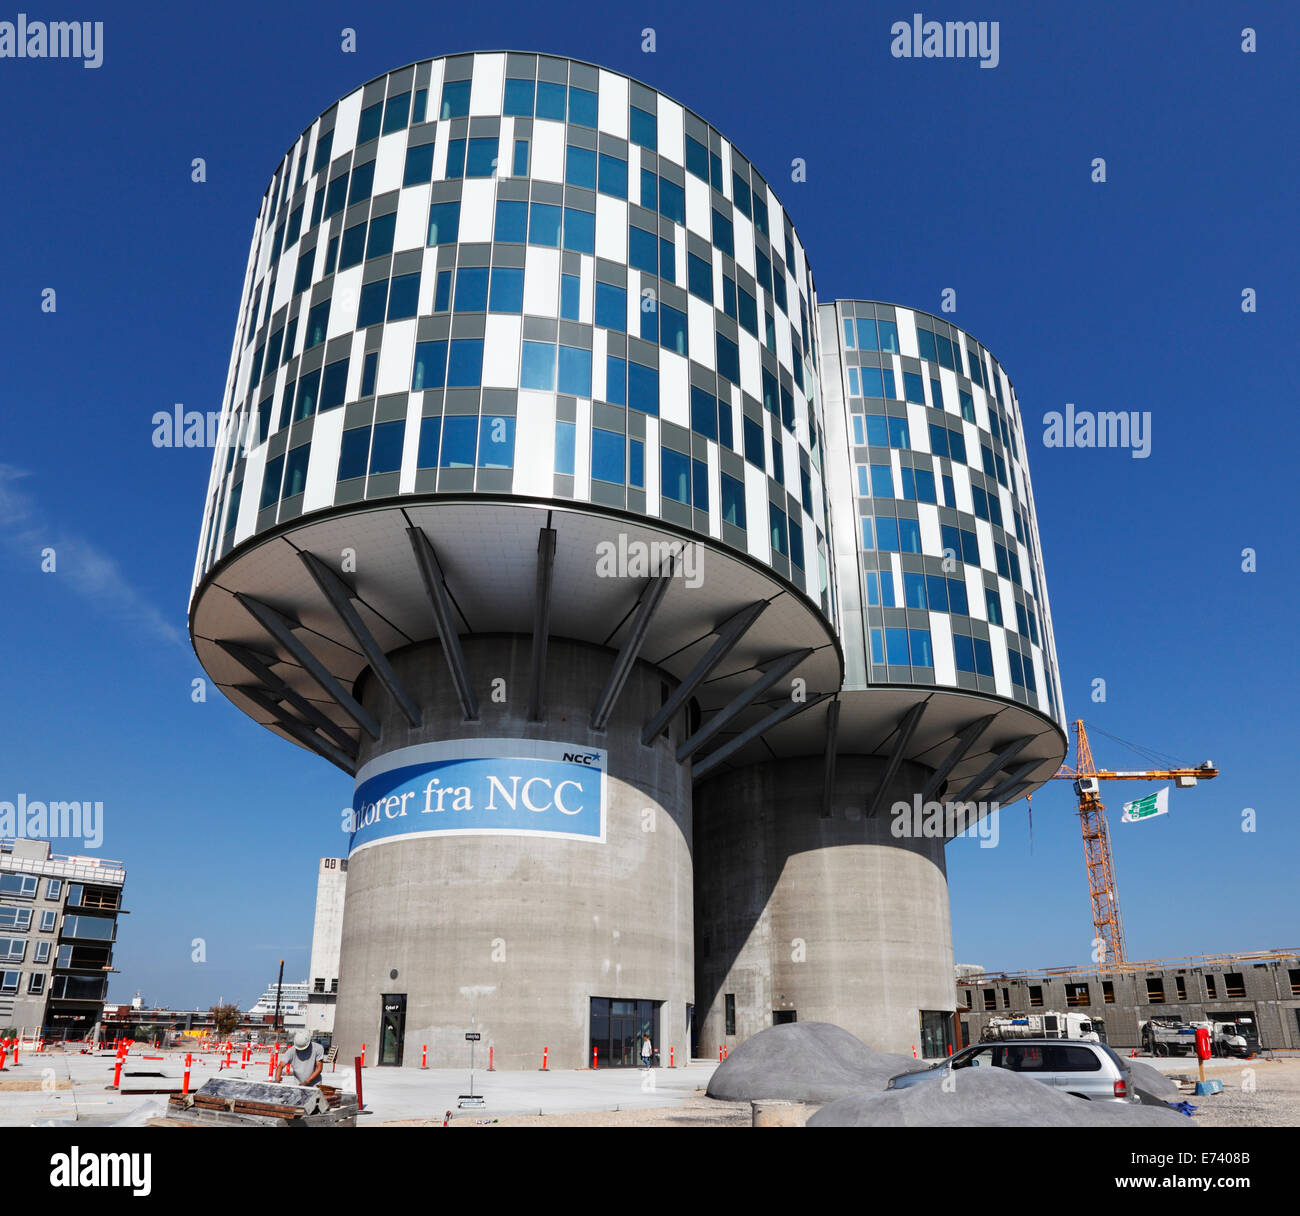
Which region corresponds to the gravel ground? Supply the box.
[1182,1057,1300,1128]
[383,1090,752,1127]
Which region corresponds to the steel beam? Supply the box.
[949,735,1035,805]
[591,574,673,730]
[641,600,768,745]
[528,527,557,722]
[984,760,1043,806]
[866,700,929,819]
[217,639,357,752]
[406,526,478,721]
[235,592,381,739]
[919,714,997,803]
[820,698,841,818]
[676,648,813,763]
[237,685,358,774]
[299,551,421,728]
[692,693,833,783]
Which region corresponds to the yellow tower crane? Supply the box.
[1048,719,1218,967]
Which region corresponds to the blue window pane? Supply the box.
[880,567,897,607]
[688,253,712,302]
[563,207,595,254]
[337,429,369,482]
[870,464,892,497]
[948,579,969,615]
[554,420,576,475]
[743,416,764,468]
[557,345,592,397]
[446,339,484,387]
[870,628,885,665]
[659,179,685,224]
[325,174,349,218]
[882,368,897,398]
[904,371,925,404]
[914,469,936,503]
[716,333,740,385]
[876,516,900,551]
[629,226,657,274]
[592,429,625,484]
[659,237,675,284]
[973,638,994,676]
[605,355,626,405]
[629,439,644,487]
[691,387,717,439]
[440,415,476,467]
[536,81,566,120]
[560,273,580,321]
[930,378,943,410]
[917,329,938,363]
[959,390,975,422]
[693,459,709,511]
[387,272,420,320]
[732,172,752,217]
[640,169,657,211]
[711,210,734,258]
[598,154,627,198]
[434,270,452,312]
[312,129,334,173]
[627,362,658,415]
[495,199,527,243]
[369,420,404,474]
[566,145,596,188]
[503,78,534,117]
[383,91,410,135]
[852,415,866,445]
[886,628,910,666]
[320,357,349,410]
[403,143,434,186]
[529,203,562,246]
[949,430,968,463]
[366,212,396,259]
[478,415,515,469]
[928,424,950,458]
[878,320,900,354]
[629,105,657,150]
[909,630,934,668]
[904,571,928,610]
[900,467,916,500]
[789,524,804,570]
[718,397,733,448]
[282,445,307,500]
[412,89,427,123]
[769,503,788,555]
[454,267,489,312]
[305,300,330,348]
[357,281,387,328]
[926,575,948,612]
[865,415,889,446]
[861,517,874,548]
[854,318,876,350]
[358,102,382,143]
[888,416,910,448]
[428,201,460,245]
[446,139,466,178]
[513,139,528,176]
[417,417,440,467]
[521,342,556,391]
[738,288,758,337]
[720,472,746,527]
[861,368,885,397]
[466,138,498,177]
[953,635,976,673]
[662,448,690,503]
[569,86,597,127]
[660,304,687,356]
[440,79,470,119]
[899,518,922,553]
[685,135,708,180]
[595,282,626,331]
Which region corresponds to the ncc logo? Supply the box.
[562,752,600,765]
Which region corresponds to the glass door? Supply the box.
[379,994,406,1066]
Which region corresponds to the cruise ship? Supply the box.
[247,980,309,1030]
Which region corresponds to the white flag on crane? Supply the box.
[1121,787,1169,823]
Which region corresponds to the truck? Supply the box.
[1140,1017,1202,1057]
[980,1011,1103,1043]
[1211,1017,1259,1058]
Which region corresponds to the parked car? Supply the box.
[888,1038,1137,1102]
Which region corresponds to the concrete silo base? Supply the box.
[333,636,693,1070]
[693,756,955,1059]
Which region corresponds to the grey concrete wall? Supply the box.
[693,756,955,1058]
[334,636,693,1070]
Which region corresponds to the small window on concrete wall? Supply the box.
[1225,972,1245,998]
[1146,978,1165,1003]
[724,993,735,1036]
[1066,983,1090,1007]
[983,990,996,1011]
[1029,985,1043,1008]
[1102,981,1115,1004]
[1175,976,1187,1000]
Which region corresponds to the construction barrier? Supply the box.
[354,1057,365,1112]
[421,1044,427,1069]
[669,1046,674,1068]
[360,1042,366,1068]
[183,1053,192,1095]
[541,1046,548,1071]
[592,1045,598,1070]
[488,1046,494,1071]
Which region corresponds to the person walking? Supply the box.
[641,1032,653,1069]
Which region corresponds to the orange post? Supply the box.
[592,1045,598,1070]
[421,1044,427,1069]
[183,1053,192,1095]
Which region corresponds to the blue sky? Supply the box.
[0,0,1294,1009]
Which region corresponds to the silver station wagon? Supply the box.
[888,1038,1138,1102]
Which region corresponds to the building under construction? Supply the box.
[956,950,1300,1052]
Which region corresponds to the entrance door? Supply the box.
[379,994,406,1066]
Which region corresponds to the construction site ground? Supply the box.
[0,1047,1295,1127]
